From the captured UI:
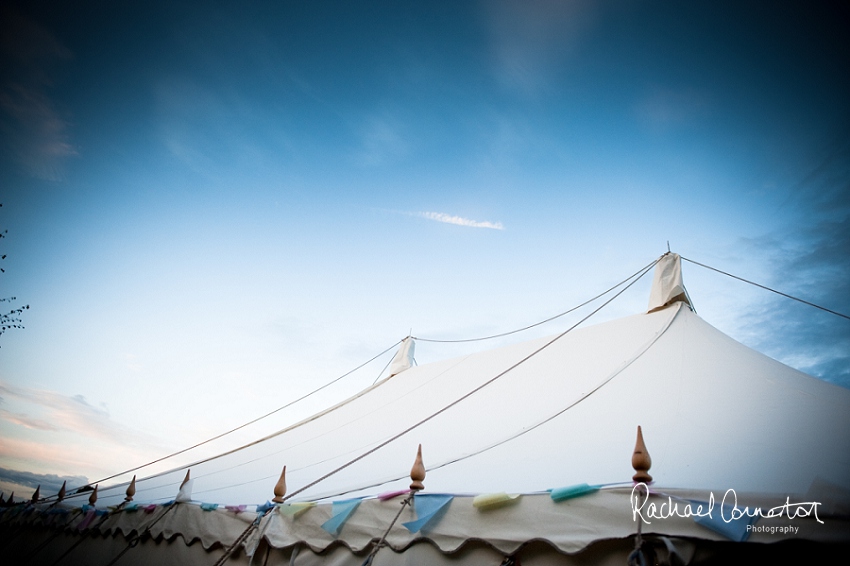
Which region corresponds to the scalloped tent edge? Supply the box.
[3,253,850,565]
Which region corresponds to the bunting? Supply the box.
[377,490,410,501]
[550,483,601,502]
[77,509,97,530]
[472,493,520,510]
[402,494,453,533]
[321,498,362,536]
[692,503,757,542]
[278,502,316,518]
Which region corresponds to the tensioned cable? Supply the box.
[211,257,661,566]
[53,339,403,500]
[309,301,682,502]
[681,257,850,321]
[372,350,397,386]
[99,503,179,566]
[139,356,473,501]
[76,340,414,501]
[159,258,662,503]
[47,512,114,566]
[412,258,661,343]
[278,256,662,503]
[60,258,659,506]
[75,258,659,503]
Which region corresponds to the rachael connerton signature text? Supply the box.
[629,483,823,525]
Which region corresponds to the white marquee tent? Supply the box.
[2,253,849,565]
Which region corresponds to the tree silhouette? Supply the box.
[0,204,29,343]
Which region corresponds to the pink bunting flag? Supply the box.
[77,509,97,530]
[377,489,410,501]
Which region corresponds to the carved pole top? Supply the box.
[125,475,137,502]
[409,444,426,491]
[89,485,99,506]
[272,466,287,503]
[631,426,653,483]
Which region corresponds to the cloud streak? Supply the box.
[352,115,408,167]
[0,381,154,446]
[417,211,504,230]
[483,0,597,94]
[0,382,174,485]
[635,86,710,131]
[0,408,59,431]
[738,130,850,388]
[0,467,88,495]
[0,5,76,180]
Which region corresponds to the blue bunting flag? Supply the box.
[402,494,453,533]
[321,498,362,536]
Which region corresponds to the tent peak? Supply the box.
[647,253,692,313]
[388,337,416,377]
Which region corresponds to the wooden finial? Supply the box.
[0,493,5,506]
[272,466,287,503]
[180,469,191,489]
[409,444,425,491]
[57,481,66,503]
[89,485,99,506]
[6,492,14,507]
[631,426,653,483]
[31,485,41,503]
[125,476,136,502]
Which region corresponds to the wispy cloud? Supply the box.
[482,0,598,94]
[417,211,504,230]
[738,130,850,388]
[0,466,88,495]
[0,408,59,431]
[351,114,408,166]
[0,381,147,445]
[0,5,76,180]
[0,381,172,483]
[0,434,165,489]
[635,86,710,131]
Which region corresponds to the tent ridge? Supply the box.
[304,303,685,501]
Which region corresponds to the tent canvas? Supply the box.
[3,253,849,565]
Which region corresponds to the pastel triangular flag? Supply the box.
[279,501,316,518]
[377,489,410,501]
[321,499,362,536]
[402,494,453,533]
[77,509,97,530]
[693,503,757,542]
[472,492,520,510]
[550,483,601,502]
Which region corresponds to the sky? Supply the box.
[0,0,848,502]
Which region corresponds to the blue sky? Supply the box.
[1,1,848,499]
